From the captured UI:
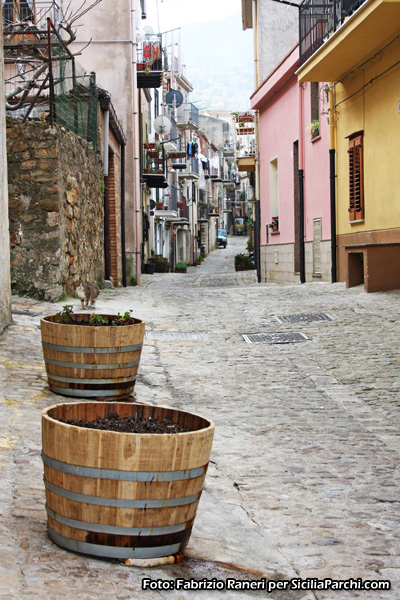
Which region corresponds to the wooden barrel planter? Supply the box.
[40,315,145,399]
[42,401,215,560]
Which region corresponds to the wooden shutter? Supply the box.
[348,133,364,221]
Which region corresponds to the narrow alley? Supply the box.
[1,239,399,600]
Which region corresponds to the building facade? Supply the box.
[251,46,331,282]
[298,0,400,291]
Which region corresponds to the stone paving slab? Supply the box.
[1,250,400,598]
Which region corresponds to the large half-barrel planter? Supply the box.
[42,402,215,560]
[40,315,145,399]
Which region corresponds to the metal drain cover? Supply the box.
[275,312,334,324]
[145,331,209,342]
[243,332,309,344]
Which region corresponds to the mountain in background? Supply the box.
[180,13,254,111]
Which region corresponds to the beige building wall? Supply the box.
[0,6,12,333]
[261,241,331,283]
[68,0,140,281]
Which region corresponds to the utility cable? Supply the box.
[331,57,400,109]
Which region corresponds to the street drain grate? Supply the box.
[275,312,334,324]
[243,332,309,344]
[145,331,209,342]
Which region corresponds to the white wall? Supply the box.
[0,6,12,333]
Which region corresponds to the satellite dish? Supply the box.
[150,199,156,209]
[165,89,184,108]
[154,115,172,135]
[143,25,154,35]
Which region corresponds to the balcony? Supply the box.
[177,157,200,180]
[2,1,62,40]
[142,143,168,188]
[176,103,199,129]
[137,34,164,89]
[298,0,400,81]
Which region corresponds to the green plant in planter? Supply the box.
[55,305,74,324]
[235,254,254,268]
[175,262,188,272]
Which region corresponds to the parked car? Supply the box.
[233,218,246,235]
[217,229,228,248]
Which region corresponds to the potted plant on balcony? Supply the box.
[40,306,145,400]
[269,216,279,232]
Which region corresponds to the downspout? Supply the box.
[131,0,141,285]
[329,84,337,282]
[121,143,127,286]
[253,0,261,282]
[298,81,306,283]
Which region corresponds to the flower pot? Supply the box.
[42,401,215,560]
[40,314,145,399]
[155,203,163,210]
[144,263,155,274]
[145,143,156,150]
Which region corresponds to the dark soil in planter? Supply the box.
[59,412,191,434]
[51,308,137,327]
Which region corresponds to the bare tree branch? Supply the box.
[4,0,104,110]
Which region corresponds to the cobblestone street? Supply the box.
[1,235,400,599]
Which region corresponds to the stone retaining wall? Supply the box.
[7,117,104,300]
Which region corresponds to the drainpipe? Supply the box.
[329,84,337,283]
[121,143,127,286]
[298,82,306,283]
[131,0,141,285]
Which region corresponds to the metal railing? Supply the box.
[137,34,163,71]
[2,0,62,32]
[299,0,366,65]
[176,102,199,126]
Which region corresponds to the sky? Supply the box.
[141,0,254,111]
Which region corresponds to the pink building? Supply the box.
[251,45,332,283]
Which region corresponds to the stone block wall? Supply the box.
[261,240,331,283]
[7,117,104,300]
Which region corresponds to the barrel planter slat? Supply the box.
[42,402,215,560]
[40,315,145,399]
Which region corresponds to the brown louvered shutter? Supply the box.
[348,133,364,221]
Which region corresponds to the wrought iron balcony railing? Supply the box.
[176,102,199,127]
[299,0,367,65]
[2,0,62,34]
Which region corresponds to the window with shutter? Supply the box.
[348,132,364,221]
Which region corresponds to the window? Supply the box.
[269,157,279,229]
[348,132,364,221]
[310,82,319,139]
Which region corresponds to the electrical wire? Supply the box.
[331,57,400,110]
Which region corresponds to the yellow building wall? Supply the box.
[335,35,400,236]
